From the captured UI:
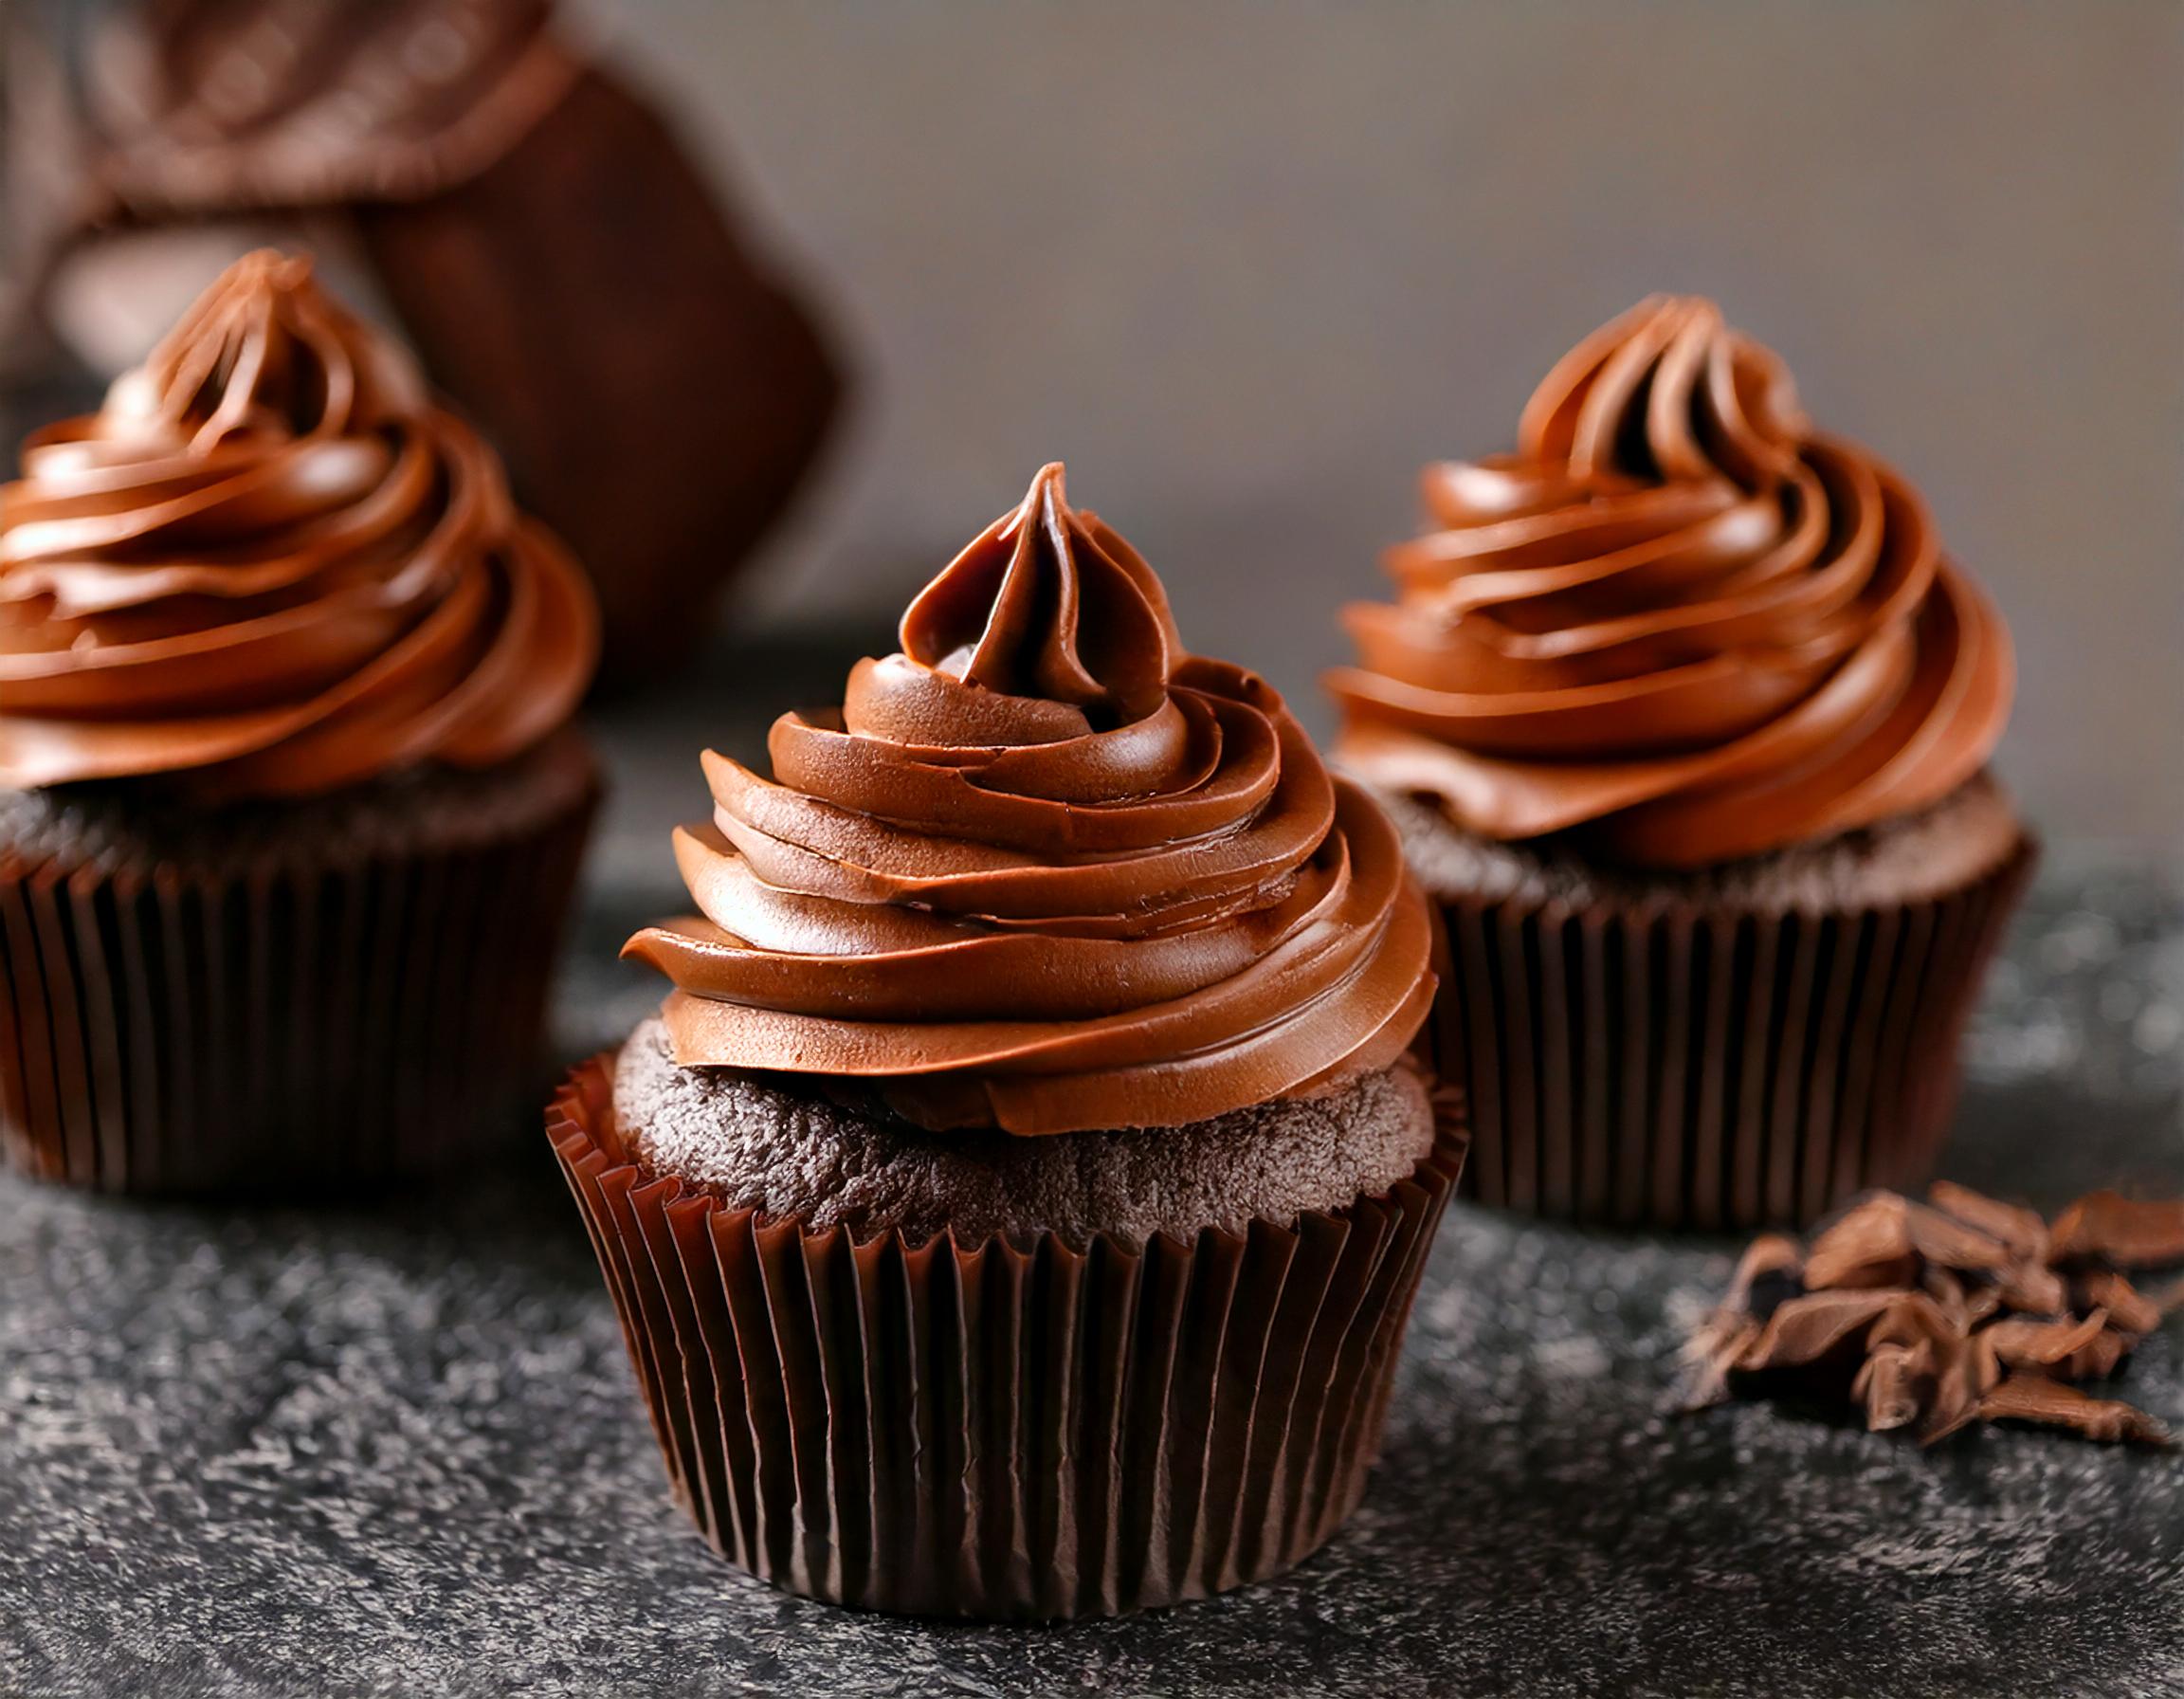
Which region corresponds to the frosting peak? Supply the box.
[628,466,1432,1137]
[0,249,597,797]
[901,463,1174,726]
[1330,295,2013,869]
[1515,295,1808,488]
[113,251,425,453]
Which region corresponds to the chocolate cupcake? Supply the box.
[1328,296,2032,1231]
[0,249,599,1194]
[549,464,1458,1617]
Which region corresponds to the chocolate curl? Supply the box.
[1799,1197,1918,1289]
[2060,1328,2136,1383]
[1978,1311,2112,1375]
[2049,1192,2184,1270]
[1854,1298,1958,1433]
[1896,1188,2059,1314]
[1927,1178,2048,1263]
[1930,1374,2174,1450]
[1993,1262,2070,1319]
[1802,1194,2014,1290]
[1724,1233,1805,1313]
[2077,1271,2165,1336]
[1726,1289,1911,1378]
[1678,1233,1802,1410]
[1852,1342,1931,1433]
[1920,1266,2003,1334]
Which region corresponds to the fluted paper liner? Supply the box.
[1423,838,2035,1231]
[0,776,597,1194]
[548,1054,1465,1618]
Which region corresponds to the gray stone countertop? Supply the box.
[3,642,2181,1698]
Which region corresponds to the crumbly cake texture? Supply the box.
[0,727,598,875]
[612,1017,1436,1248]
[1370,770,2021,915]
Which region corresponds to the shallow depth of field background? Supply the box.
[589,0,2182,859]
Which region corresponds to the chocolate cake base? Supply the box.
[611,1016,1437,1247]
[0,731,599,1195]
[551,1046,1463,1617]
[1373,775,2034,1230]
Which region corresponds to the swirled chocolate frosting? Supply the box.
[0,250,597,796]
[627,464,1434,1136]
[1329,296,2013,869]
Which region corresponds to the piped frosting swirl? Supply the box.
[1328,296,2013,869]
[626,464,1433,1136]
[0,249,597,797]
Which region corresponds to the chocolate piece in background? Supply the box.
[0,0,846,688]
[1684,1181,2184,1447]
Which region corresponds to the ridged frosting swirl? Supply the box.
[0,249,597,796]
[627,464,1434,1135]
[1329,296,2013,869]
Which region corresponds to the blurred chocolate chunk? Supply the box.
[2049,1191,2184,1270]
[4,0,845,687]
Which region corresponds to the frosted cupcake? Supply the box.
[1329,297,2030,1230]
[0,251,598,1193]
[549,464,1458,1617]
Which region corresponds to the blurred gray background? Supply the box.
[596,0,2181,859]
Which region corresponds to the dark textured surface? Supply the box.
[3,650,2181,1697]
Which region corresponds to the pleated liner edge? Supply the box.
[0,774,598,1194]
[548,1053,1466,1619]
[1425,835,2037,1231]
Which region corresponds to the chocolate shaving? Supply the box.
[1724,1233,1805,1311]
[2061,1328,2134,1383]
[2050,1191,2184,1270]
[1905,1207,2018,1277]
[1687,1179,2184,1447]
[2078,1271,2163,1336]
[1800,1195,1919,1289]
[1920,1266,1972,1330]
[1994,1262,2069,1318]
[1803,1192,2016,1290]
[1979,1310,2110,1372]
[1730,1289,1911,1374]
[1935,1374,2175,1449]
[1928,1179,2048,1262]
[1853,1340,1932,1432]
[1678,1234,1804,1409]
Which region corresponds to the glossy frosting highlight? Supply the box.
[0,249,597,797]
[1328,296,2013,868]
[628,464,1433,1136]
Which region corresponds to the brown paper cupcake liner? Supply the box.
[547,1054,1465,1619]
[0,771,598,1195]
[1423,838,2035,1232]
